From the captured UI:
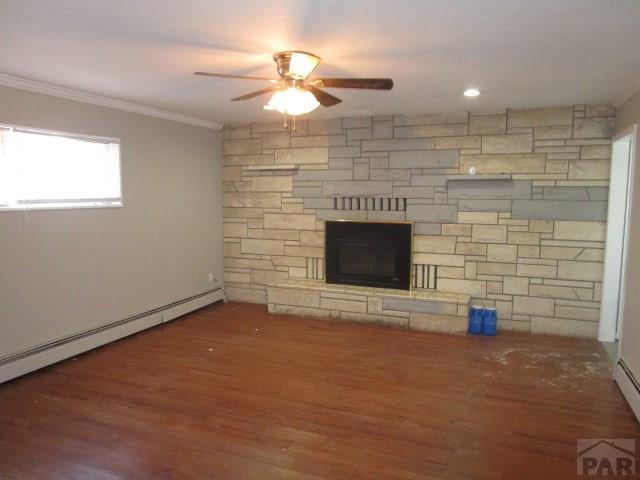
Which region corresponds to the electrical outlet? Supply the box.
[208,272,214,283]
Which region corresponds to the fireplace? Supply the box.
[325,221,412,290]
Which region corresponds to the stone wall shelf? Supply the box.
[446,174,512,181]
[244,164,299,171]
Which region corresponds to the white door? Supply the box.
[599,126,636,342]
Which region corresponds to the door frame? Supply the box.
[598,125,637,342]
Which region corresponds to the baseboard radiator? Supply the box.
[0,288,224,383]
[614,359,640,421]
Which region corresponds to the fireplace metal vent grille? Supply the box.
[306,257,324,280]
[333,197,407,211]
[413,264,438,289]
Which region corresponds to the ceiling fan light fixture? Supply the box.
[264,87,320,116]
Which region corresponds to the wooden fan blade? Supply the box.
[312,78,394,90]
[308,85,342,107]
[231,86,280,101]
[195,72,277,83]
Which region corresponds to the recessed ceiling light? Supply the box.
[464,88,480,97]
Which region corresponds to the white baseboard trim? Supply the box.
[0,288,224,384]
[614,360,640,421]
[162,290,222,323]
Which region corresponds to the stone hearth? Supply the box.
[267,279,470,333]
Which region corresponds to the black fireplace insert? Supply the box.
[325,221,412,290]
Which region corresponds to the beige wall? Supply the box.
[0,86,223,358]
[616,90,640,373]
[222,105,614,337]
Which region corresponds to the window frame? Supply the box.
[0,123,123,212]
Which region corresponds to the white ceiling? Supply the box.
[1,0,640,126]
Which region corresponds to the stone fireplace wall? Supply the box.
[222,105,615,337]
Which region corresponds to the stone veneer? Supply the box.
[222,105,615,338]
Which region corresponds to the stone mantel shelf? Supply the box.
[244,164,299,171]
[446,174,512,181]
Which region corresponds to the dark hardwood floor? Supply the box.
[0,302,638,479]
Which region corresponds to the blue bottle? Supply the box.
[483,307,498,336]
[468,305,484,335]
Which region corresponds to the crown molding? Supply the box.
[0,74,223,130]
[613,79,640,108]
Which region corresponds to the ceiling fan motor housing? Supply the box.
[273,51,321,79]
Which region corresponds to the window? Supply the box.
[0,125,121,210]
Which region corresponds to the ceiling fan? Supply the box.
[195,51,393,122]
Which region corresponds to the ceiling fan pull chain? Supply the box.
[292,114,296,132]
[283,112,288,129]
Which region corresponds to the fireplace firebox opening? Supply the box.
[325,221,412,290]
